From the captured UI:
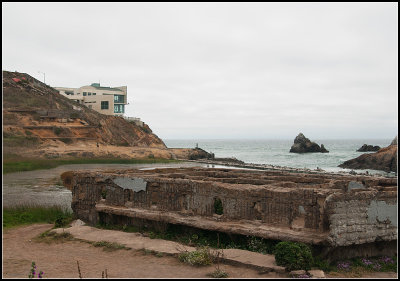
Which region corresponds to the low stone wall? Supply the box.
[61,167,397,257]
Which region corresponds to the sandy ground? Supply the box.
[2,224,286,279]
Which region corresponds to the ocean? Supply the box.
[164,138,394,175]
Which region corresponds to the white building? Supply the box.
[55,83,127,116]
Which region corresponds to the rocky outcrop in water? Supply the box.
[289,133,329,153]
[357,144,381,152]
[339,136,397,172]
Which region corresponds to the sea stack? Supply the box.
[289,133,329,153]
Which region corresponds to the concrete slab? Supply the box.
[52,224,285,273]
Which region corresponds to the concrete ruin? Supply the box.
[61,167,397,260]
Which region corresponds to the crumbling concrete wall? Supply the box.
[61,168,397,255]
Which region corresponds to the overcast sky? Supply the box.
[2,2,398,140]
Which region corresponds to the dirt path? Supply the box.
[3,224,397,279]
[2,224,285,278]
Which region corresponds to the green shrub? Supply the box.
[209,268,228,278]
[274,241,313,271]
[53,127,63,135]
[313,256,334,272]
[178,247,213,266]
[70,112,80,119]
[54,213,73,228]
[59,138,73,144]
[214,198,223,215]
[247,236,278,254]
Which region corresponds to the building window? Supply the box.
[88,92,91,96]
[114,95,124,103]
[83,92,87,96]
[101,101,109,110]
[93,93,96,95]
[88,105,92,109]
[114,104,125,113]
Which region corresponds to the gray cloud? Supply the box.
[2,2,397,139]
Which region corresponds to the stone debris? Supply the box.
[70,219,85,227]
[290,269,307,276]
[308,269,325,278]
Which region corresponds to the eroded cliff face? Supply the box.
[62,167,397,260]
[3,71,167,158]
[339,137,398,173]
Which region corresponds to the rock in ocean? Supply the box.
[289,133,329,153]
[356,144,381,152]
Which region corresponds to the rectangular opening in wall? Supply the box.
[114,95,125,103]
[114,104,125,113]
[101,101,109,110]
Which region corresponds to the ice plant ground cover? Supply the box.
[336,256,397,273]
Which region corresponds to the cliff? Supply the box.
[3,71,206,160]
[339,137,397,173]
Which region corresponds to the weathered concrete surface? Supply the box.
[52,224,285,273]
[95,203,327,244]
[61,167,397,258]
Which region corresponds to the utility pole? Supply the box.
[38,71,45,84]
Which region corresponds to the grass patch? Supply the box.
[141,248,164,257]
[34,229,74,244]
[3,157,181,174]
[91,241,130,252]
[208,268,229,278]
[3,205,73,229]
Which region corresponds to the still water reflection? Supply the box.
[3,162,204,211]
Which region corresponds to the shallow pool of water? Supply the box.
[2,162,205,211]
